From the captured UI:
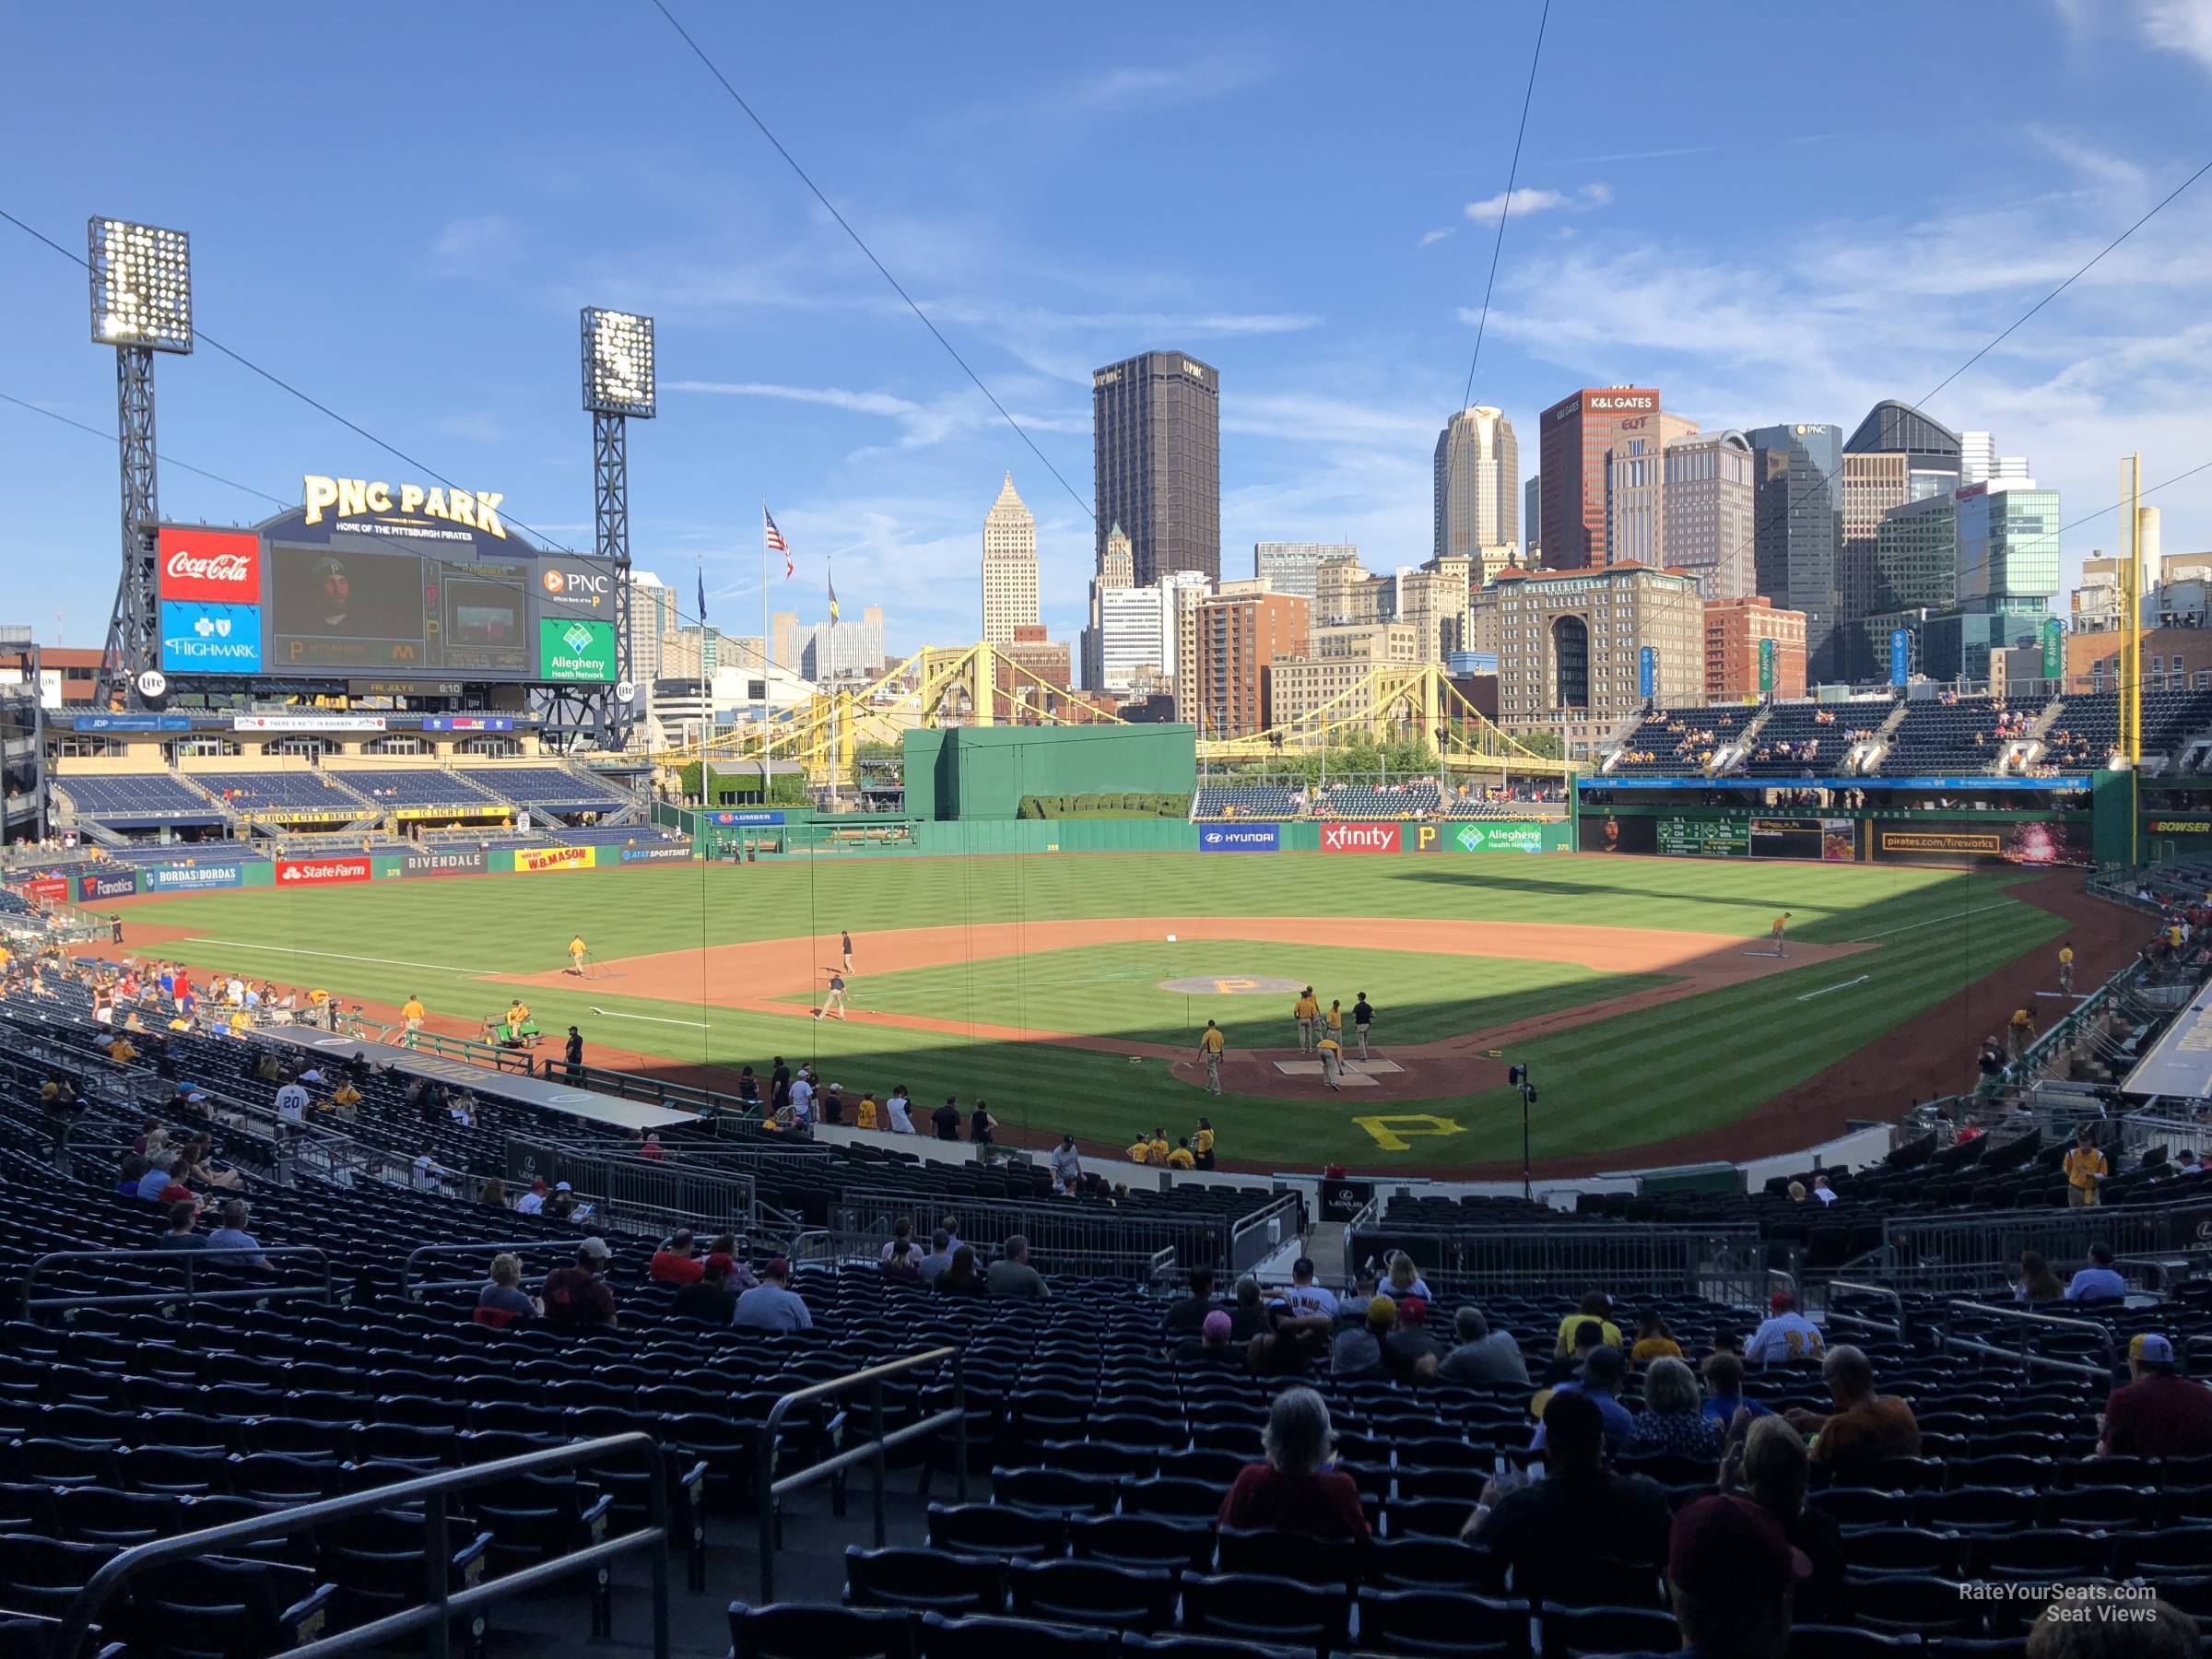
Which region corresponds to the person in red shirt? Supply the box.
[542,1239,619,1331]
[1218,1385,1371,1540]
[2100,1334,2212,1457]
[640,1134,665,1163]
[648,1230,706,1286]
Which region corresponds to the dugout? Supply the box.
[903,724,1197,820]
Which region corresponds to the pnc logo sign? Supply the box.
[156,527,262,604]
[541,565,610,604]
[1320,822,1402,854]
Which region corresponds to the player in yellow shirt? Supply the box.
[1125,1133,1153,1165]
[401,994,427,1034]
[1197,1019,1227,1095]
[567,935,588,976]
[1316,1032,1344,1090]
[2006,1005,2036,1063]
[1192,1118,1216,1171]
[2064,1127,2107,1207]
[856,1094,879,1131]
[1293,988,1320,1053]
[1148,1129,1171,1161]
[1166,1139,1196,1170]
[1768,913,1791,958]
[1325,1000,1345,1041]
[2057,943,2076,995]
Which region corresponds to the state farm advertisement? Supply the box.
[1319,822,1402,854]
[517,844,595,874]
[276,855,371,888]
[157,526,262,605]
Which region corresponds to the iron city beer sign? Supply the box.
[301,475,508,538]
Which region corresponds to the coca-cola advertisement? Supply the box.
[157,527,262,605]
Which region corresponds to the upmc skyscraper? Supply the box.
[1537,386,1661,571]
[1093,351,1221,586]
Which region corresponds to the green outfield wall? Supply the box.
[904,724,1197,820]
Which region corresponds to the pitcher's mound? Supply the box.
[1159,974,1308,995]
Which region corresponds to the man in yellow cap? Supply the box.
[1317,1030,1345,1091]
[1197,1019,1226,1095]
[1292,986,1320,1053]
[2057,942,2075,996]
[567,935,588,977]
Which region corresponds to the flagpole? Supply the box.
[759,499,771,804]
[828,555,839,816]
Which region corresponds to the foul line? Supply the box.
[183,939,500,975]
[1850,902,2020,942]
[587,1006,711,1029]
[1797,975,1872,1002]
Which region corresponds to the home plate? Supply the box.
[1273,1061,1380,1087]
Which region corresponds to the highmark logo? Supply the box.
[562,621,594,654]
[193,614,234,639]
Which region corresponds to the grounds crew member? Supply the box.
[2065,1125,2107,1207]
[2007,1005,2036,1063]
[1317,1030,1345,1090]
[1769,912,1791,957]
[1198,1019,1226,1095]
[1325,999,1345,1049]
[568,935,588,976]
[1293,986,1320,1053]
[401,993,426,1035]
[1193,1118,1216,1170]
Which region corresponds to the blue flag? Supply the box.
[696,555,707,625]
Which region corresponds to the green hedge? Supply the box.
[1016,793,1188,819]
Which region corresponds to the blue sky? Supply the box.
[6,0,2212,661]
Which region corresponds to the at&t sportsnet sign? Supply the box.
[276,856,371,888]
[1198,825,1279,853]
[1320,822,1401,853]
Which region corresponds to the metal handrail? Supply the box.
[1942,1298,2118,1381]
[400,1237,611,1300]
[49,1432,669,1659]
[757,1347,967,1603]
[22,1244,334,1316]
[1824,1278,1906,1337]
[1230,1191,1306,1273]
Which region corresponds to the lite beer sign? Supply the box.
[301,475,508,538]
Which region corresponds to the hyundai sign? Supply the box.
[1198,824,1280,853]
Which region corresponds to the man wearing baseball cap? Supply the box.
[2100,1332,2212,1457]
[1660,1495,1810,1659]
[1744,1291,1826,1368]
[541,1238,618,1332]
[733,1255,814,1333]
[1465,1389,1670,1577]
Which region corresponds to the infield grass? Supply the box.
[131,850,2066,1171]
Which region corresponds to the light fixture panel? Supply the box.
[88,218,193,353]
[582,307,656,418]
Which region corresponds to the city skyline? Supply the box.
[4,4,2211,663]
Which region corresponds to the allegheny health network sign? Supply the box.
[537,618,616,683]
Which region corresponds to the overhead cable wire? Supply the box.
[1461,0,1551,412]
[644,0,1093,522]
[0,390,291,508]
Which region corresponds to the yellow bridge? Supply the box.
[653,641,1575,783]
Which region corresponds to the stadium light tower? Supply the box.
[581,306,654,749]
[89,218,193,709]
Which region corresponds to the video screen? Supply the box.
[270,545,429,671]
[438,571,530,676]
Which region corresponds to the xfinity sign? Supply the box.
[1320,822,1402,853]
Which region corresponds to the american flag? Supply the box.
[764,508,793,579]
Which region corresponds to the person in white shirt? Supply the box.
[227,976,246,1006]
[515,1182,547,1216]
[1276,1256,1341,1320]
[273,1078,308,1127]
[886,1092,914,1133]
[411,1153,448,1194]
[1745,1292,1826,1365]
[1812,1176,1837,1206]
[788,1074,815,1120]
[1049,1135,1082,1194]
[297,1065,325,1088]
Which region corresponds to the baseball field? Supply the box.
[113,849,2123,1175]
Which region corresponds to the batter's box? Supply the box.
[1345,1060,1403,1076]
[1273,1061,1380,1087]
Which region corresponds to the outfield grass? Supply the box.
[780,938,1669,1049]
[132,851,2065,1171]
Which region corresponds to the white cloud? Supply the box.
[1418,227,1456,248]
[1462,182,1610,223]
[2136,0,2212,72]
[430,215,521,276]
[2025,125,2149,194]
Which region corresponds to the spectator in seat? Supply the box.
[2012,1250,2066,1304]
[1276,1255,1341,1321]
[476,1253,540,1328]
[1626,1356,1726,1460]
[1163,1268,1218,1337]
[153,1200,205,1251]
[879,1218,916,1265]
[916,1230,955,1286]
[2099,1334,2212,1457]
[2065,1241,2127,1303]
[1440,1307,1530,1387]
[542,1239,618,1331]
[734,1256,815,1332]
[1701,1352,1772,1430]
[205,1199,270,1271]
[1724,1416,1846,1627]
[514,1180,547,1216]
[1630,1313,1685,1361]
[1228,1275,1272,1342]
[1218,1385,1370,1540]
[115,1154,150,1198]
[479,1179,508,1211]
[1182,1310,1246,1371]
[1332,1295,1395,1379]
[1383,1295,1447,1382]
[881,1239,922,1285]
[1385,1253,1432,1300]
[935,1244,986,1298]
[649,1230,705,1286]
[1535,1343,1634,1456]
[1465,1390,1670,1571]
[985,1235,1048,1300]
[1784,1345,1920,1479]
[1544,1318,1609,1385]
[135,1155,176,1203]
[1745,1292,1825,1366]
[1555,1290,1622,1357]
[673,1255,740,1324]
[1661,1495,1810,1659]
